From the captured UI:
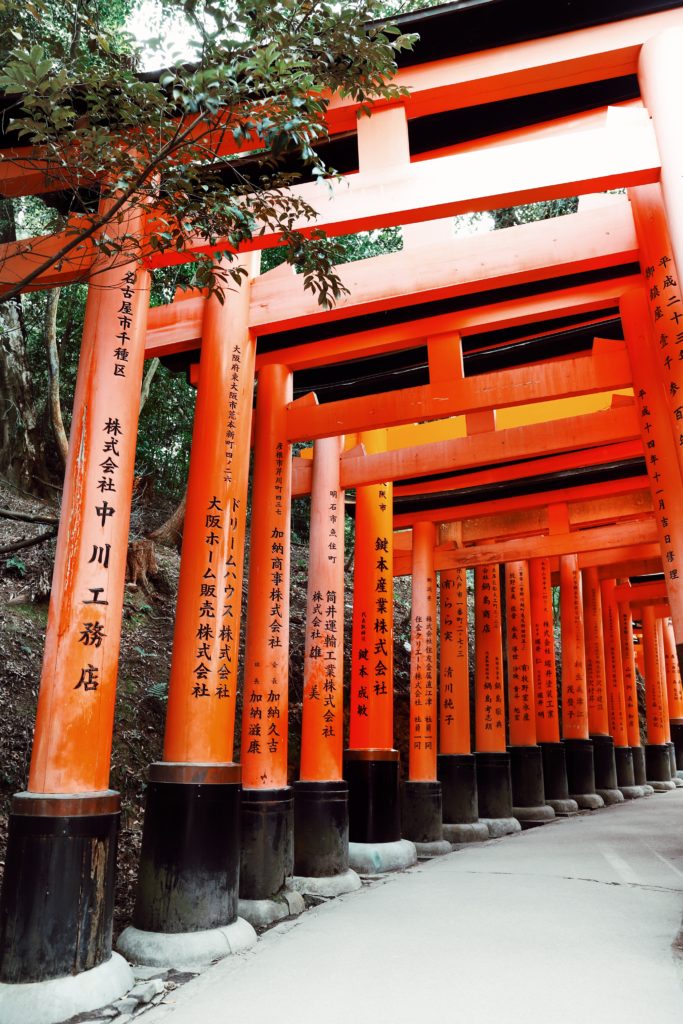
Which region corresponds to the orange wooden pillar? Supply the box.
[617,584,648,787]
[402,522,448,851]
[239,363,295,902]
[529,558,577,813]
[293,435,358,889]
[438,567,487,840]
[0,228,150,994]
[559,554,603,808]
[599,579,632,800]
[663,616,683,775]
[474,565,519,834]
[642,604,674,787]
[345,429,409,865]
[506,560,554,824]
[582,568,621,803]
[626,183,683,679]
[657,616,679,782]
[120,259,258,959]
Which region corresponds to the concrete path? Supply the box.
[144,792,683,1024]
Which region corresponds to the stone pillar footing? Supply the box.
[289,869,362,899]
[133,763,241,935]
[645,743,673,787]
[619,786,650,799]
[293,780,350,878]
[539,742,572,802]
[0,791,120,987]
[348,839,417,874]
[564,738,599,799]
[414,839,452,857]
[116,918,256,970]
[437,753,479,824]
[512,804,556,829]
[596,788,625,805]
[443,821,490,844]
[475,751,514,819]
[238,890,305,930]
[570,793,605,810]
[0,952,133,1024]
[240,787,293,901]
[344,750,401,844]
[401,780,444,844]
[479,817,522,838]
[546,798,580,815]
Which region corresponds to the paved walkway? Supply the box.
[145,792,683,1024]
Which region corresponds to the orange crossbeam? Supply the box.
[394,519,659,576]
[250,201,637,335]
[147,117,658,270]
[287,339,632,443]
[613,581,668,606]
[338,404,640,491]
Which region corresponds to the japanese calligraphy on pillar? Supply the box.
[601,581,627,746]
[582,568,608,734]
[663,617,683,721]
[74,270,138,697]
[505,561,534,746]
[560,555,589,740]
[439,568,470,754]
[617,597,640,745]
[475,564,505,751]
[530,558,559,742]
[350,463,394,750]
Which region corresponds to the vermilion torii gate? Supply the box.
[4,3,683,1020]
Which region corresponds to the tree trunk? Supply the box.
[45,286,69,465]
[0,200,47,493]
[149,491,186,551]
[140,356,160,412]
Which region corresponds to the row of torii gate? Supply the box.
[3,4,683,1020]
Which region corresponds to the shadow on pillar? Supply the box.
[645,744,676,791]
[666,742,683,787]
[564,739,605,810]
[615,745,649,798]
[0,791,133,1021]
[671,723,683,777]
[475,752,521,837]
[437,753,489,843]
[118,763,255,968]
[401,780,451,856]
[538,742,579,815]
[508,745,555,827]
[591,735,625,805]
[344,750,416,873]
[290,781,361,898]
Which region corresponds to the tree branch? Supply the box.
[0,527,57,555]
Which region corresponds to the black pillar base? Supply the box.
[475,751,514,819]
[591,734,619,789]
[344,749,401,844]
[671,722,683,770]
[437,753,478,824]
[615,746,636,787]
[401,780,443,843]
[539,741,571,800]
[133,763,240,933]
[293,781,349,878]
[667,741,678,778]
[240,787,293,901]
[509,745,547,807]
[564,738,598,795]
[0,791,119,984]
[646,743,673,783]
[632,745,648,785]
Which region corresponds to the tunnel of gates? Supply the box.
[4,0,683,1007]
